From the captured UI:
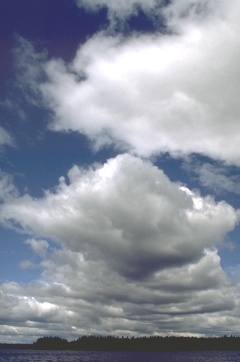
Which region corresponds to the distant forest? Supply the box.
[1,335,240,351]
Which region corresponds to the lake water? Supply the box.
[1,349,240,361]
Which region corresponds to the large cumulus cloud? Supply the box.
[1,154,238,280]
[16,0,237,164]
[0,154,240,341]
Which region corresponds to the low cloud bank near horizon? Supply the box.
[0,155,240,342]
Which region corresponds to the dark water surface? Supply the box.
[1,349,240,361]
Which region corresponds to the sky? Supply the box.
[1,0,240,344]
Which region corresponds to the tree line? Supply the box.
[1,335,240,351]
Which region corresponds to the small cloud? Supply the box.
[0,127,15,148]
[0,171,19,202]
[12,35,47,107]
[184,159,240,195]
[19,260,38,269]
[25,239,49,258]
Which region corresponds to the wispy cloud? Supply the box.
[185,161,240,195]
[76,0,161,26]
[19,260,38,269]
[0,127,15,149]
[0,171,19,202]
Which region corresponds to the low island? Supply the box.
[1,335,240,351]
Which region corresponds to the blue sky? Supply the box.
[1,0,240,343]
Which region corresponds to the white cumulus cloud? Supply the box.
[25,0,240,165]
[0,154,239,280]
